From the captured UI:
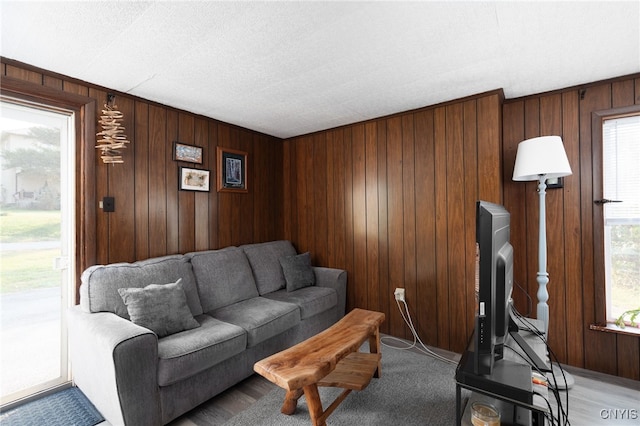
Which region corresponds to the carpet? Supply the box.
[225,344,459,425]
[0,386,104,426]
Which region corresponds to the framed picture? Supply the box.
[217,147,248,193]
[179,167,210,192]
[174,142,203,164]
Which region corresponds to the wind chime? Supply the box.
[96,94,130,164]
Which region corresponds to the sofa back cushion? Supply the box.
[80,255,203,319]
[188,246,259,312]
[241,240,297,295]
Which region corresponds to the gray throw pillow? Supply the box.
[279,252,315,292]
[117,278,200,338]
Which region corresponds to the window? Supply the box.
[601,113,640,325]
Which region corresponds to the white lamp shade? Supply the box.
[512,136,573,181]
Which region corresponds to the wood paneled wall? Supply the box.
[2,58,283,270]
[283,91,504,354]
[503,75,640,379]
[5,56,638,379]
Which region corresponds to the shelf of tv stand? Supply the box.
[455,321,550,426]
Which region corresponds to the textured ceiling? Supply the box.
[1,1,639,138]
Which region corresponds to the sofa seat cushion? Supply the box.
[157,314,247,386]
[262,286,337,320]
[241,240,297,295]
[211,297,300,347]
[188,247,259,312]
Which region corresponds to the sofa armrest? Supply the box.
[68,305,162,426]
[313,267,347,317]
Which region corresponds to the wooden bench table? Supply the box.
[254,308,385,426]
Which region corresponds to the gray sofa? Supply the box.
[68,240,347,426]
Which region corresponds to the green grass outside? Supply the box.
[0,209,61,293]
[0,249,61,293]
[0,209,60,243]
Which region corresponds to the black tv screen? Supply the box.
[473,200,514,375]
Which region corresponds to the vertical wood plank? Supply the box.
[446,103,466,352]
[90,88,109,265]
[477,94,502,203]
[43,75,63,90]
[352,124,367,309]
[238,129,253,246]
[62,81,88,97]
[333,130,346,273]
[107,95,136,263]
[134,101,150,260]
[612,79,635,107]
[434,106,449,348]
[165,110,179,254]
[616,335,640,380]
[325,132,337,267]
[402,114,416,341]
[207,122,219,249]
[503,101,529,315]
[386,117,404,337]
[227,126,242,246]
[414,110,438,345]
[561,90,584,368]
[343,128,355,311]
[194,117,209,251]
[148,105,167,257]
[295,136,310,253]
[177,113,195,254]
[313,133,328,265]
[365,122,380,313]
[463,99,478,338]
[216,125,232,248]
[376,121,390,335]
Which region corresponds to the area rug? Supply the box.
[225,344,459,425]
[0,386,104,426]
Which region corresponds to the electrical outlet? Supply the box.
[394,288,405,302]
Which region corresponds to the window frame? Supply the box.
[0,76,97,299]
[591,104,640,327]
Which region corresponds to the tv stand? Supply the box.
[455,324,550,425]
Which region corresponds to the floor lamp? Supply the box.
[512,135,574,389]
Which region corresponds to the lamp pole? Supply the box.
[513,135,574,389]
[536,175,549,335]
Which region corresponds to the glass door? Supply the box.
[0,99,75,406]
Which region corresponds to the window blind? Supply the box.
[603,115,640,224]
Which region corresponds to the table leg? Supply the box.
[303,384,326,426]
[368,327,382,378]
[281,388,304,415]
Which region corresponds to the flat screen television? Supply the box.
[473,200,551,376]
[473,200,514,375]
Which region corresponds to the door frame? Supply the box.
[1,76,96,298]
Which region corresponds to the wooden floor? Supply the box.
[163,341,640,426]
